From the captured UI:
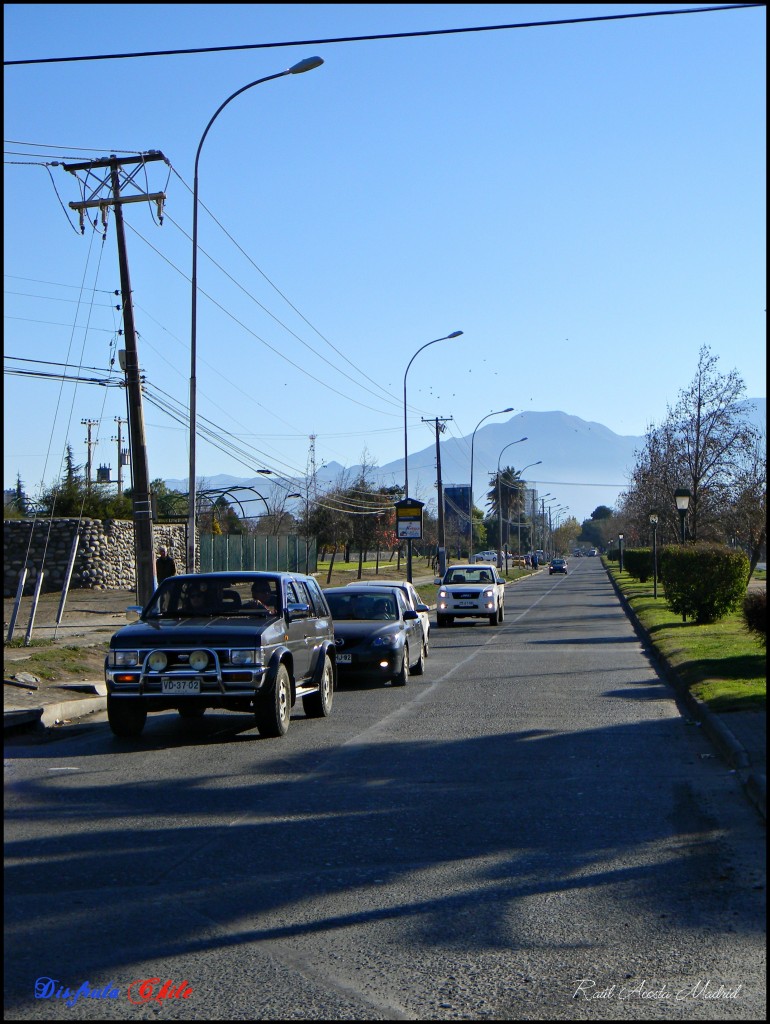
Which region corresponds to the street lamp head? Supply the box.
[674,488,691,512]
[447,330,463,339]
[649,513,658,524]
[289,56,324,74]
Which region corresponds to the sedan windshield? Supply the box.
[327,592,397,620]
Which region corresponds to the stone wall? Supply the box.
[3,519,187,596]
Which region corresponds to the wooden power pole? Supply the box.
[65,152,166,604]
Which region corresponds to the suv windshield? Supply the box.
[144,576,282,619]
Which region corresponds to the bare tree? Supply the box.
[623,346,759,542]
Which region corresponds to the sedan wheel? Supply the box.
[392,648,409,686]
[412,640,426,676]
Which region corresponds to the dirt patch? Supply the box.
[4,588,135,688]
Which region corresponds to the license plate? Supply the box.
[337,653,352,664]
[457,601,476,608]
[161,677,201,694]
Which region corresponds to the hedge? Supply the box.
[658,542,750,625]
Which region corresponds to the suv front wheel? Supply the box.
[107,696,147,738]
[255,664,291,737]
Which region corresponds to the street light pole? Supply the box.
[469,407,514,561]
[187,56,324,574]
[514,462,542,556]
[650,513,659,598]
[403,331,463,582]
[494,438,528,568]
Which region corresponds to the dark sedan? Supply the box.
[325,586,426,686]
[549,558,568,575]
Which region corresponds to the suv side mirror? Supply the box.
[126,606,143,622]
[403,609,418,620]
[433,576,442,585]
[286,602,310,621]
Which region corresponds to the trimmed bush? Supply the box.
[742,589,767,646]
[623,547,653,583]
[658,542,750,625]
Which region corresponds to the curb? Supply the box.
[604,564,766,822]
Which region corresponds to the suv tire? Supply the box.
[302,655,334,718]
[255,664,291,737]
[107,697,147,738]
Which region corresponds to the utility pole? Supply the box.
[423,416,452,577]
[65,152,166,604]
[111,416,128,494]
[81,418,99,489]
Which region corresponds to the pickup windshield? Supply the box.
[446,569,495,584]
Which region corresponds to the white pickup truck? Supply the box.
[434,563,506,627]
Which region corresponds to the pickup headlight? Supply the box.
[482,588,494,598]
[109,650,139,667]
[230,649,262,667]
[438,588,448,599]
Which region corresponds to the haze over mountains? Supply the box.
[167,400,765,527]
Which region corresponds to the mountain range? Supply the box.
[166,399,765,526]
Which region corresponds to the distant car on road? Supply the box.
[549,558,568,575]
[325,585,426,686]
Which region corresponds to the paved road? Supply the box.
[4,559,765,1019]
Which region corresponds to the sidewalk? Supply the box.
[4,578,765,821]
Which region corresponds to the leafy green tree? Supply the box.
[579,506,615,549]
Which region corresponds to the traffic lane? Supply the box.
[5,564,766,1020]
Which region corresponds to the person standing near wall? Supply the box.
[155,546,176,584]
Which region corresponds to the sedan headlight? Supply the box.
[230,648,262,667]
[189,649,210,671]
[109,650,139,667]
[372,634,400,648]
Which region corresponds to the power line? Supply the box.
[5,7,761,66]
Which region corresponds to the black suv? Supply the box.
[105,572,336,738]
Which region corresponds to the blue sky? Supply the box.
[4,3,766,521]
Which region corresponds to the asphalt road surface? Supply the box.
[4,558,765,1020]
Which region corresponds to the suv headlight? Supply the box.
[109,650,139,667]
[230,649,262,667]
[189,650,209,671]
[438,588,448,598]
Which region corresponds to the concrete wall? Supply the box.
[3,518,186,596]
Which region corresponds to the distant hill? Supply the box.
[165,399,765,526]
